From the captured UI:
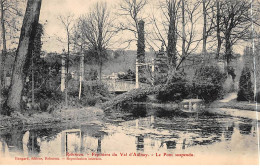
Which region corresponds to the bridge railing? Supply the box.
[102,79,149,92]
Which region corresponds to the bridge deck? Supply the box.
[103,79,148,92]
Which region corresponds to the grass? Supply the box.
[210,99,260,112]
[0,107,104,129]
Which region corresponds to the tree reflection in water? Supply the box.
[27,131,40,156]
[0,104,258,158]
[1,131,25,155]
[136,135,144,151]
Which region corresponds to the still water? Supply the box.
[0,104,259,161]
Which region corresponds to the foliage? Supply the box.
[83,49,109,65]
[86,68,98,81]
[118,69,135,81]
[22,58,62,108]
[156,72,190,102]
[237,66,254,102]
[81,81,110,106]
[67,80,110,106]
[193,65,227,103]
[154,72,168,85]
[256,92,260,103]
[137,20,145,63]
[20,23,64,112]
[227,65,236,81]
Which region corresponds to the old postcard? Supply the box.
[0,0,259,165]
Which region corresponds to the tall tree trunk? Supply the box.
[65,29,70,107]
[168,0,177,68]
[0,46,2,114]
[0,0,5,114]
[6,0,42,112]
[216,0,221,59]
[0,0,6,88]
[98,50,102,81]
[99,60,102,81]
[181,0,186,59]
[31,50,35,105]
[137,20,145,63]
[79,47,84,99]
[225,31,232,67]
[202,0,207,58]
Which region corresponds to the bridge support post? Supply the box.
[61,54,66,92]
[151,58,155,86]
[136,59,139,89]
[79,54,84,100]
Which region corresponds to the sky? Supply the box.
[38,0,250,55]
[40,0,123,53]
[1,0,252,55]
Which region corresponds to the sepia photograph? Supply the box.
[0,0,259,165]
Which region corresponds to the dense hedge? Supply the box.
[237,66,254,102]
[192,65,227,103]
[118,69,135,81]
[256,92,260,103]
[68,80,110,107]
[156,72,190,102]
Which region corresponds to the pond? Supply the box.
[0,104,259,164]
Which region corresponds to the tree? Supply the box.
[202,0,214,58]
[237,66,254,102]
[23,23,43,106]
[0,0,24,114]
[193,65,226,103]
[167,0,180,68]
[117,0,148,49]
[176,0,202,70]
[5,0,42,114]
[149,0,181,70]
[216,0,221,59]
[219,0,251,68]
[0,0,25,87]
[149,0,201,83]
[75,2,115,80]
[58,13,74,107]
[137,20,145,63]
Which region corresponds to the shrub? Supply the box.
[237,66,254,101]
[64,79,111,107]
[156,72,191,102]
[193,65,227,103]
[256,92,260,103]
[154,72,168,85]
[118,69,135,81]
[35,87,63,112]
[86,68,98,81]
[81,81,110,106]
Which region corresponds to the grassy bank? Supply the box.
[0,107,104,129]
[210,99,259,112]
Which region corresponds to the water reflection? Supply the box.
[165,141,176,149]
[136,135,144,151]
[239,123,252,135]
[223,122,234,140]
[27,131,40,156]
[1,131,25,156]
[0,104,259,158]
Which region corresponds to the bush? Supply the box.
[193,65,227,103]
[256,92,260,103]
[156,72,191,102]
[86,68,98,81]
[81,81,110,106]
[118,69,135,81]
[35,87,63,112]
[66,79,110,106]
[154,72,168,85]
[237,66,254,101]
